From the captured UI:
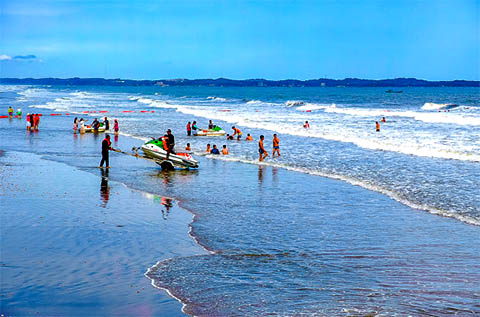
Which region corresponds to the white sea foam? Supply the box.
[285,100,304,107]
[296,103,336,111]
[422,102,453,110]
[206,96,227,102]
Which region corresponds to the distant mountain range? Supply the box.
[1,77,478,87]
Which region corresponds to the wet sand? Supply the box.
[0,150,205,316]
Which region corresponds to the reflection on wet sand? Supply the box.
[100,168,110,207]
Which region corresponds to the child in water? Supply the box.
[185,143,191,151]
[205,144,211,153]
[210,145,220,154]
[222,145,229,155]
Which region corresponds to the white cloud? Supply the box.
[0,54,12,61]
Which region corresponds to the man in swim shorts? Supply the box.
[232,126,242,140]
[259,135,268,161]
[272,134,280,157]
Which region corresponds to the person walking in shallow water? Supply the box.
[376,121,381,132]
[99,135,113,168]
[259,135,268,161]
[272,134,280,157]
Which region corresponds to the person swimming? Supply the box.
[185,143,191,151]
[210,144,220,154]
[222,144,229,155]
[245,134,253,141]
[303,121,310,128]
[381,117,386,123]
[226,134,234,140]
[376,121,380,132]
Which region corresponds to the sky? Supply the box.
[0,0,478,80]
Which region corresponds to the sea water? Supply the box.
[1,84,479,315]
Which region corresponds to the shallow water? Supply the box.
[1,84,479,315]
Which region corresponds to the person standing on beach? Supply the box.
[272,134,280,157]
[259,135,268,161]
[99,135,113,168]
[114,119,119,136]
[166,129,175,159]
[186,121,191,136]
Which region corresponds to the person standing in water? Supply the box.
[185,143,191,151]
[186,121,191,136]
[8,106,14,117]
[381,117,386,123]
[205,144,211,153]
[114,119,119,136]
[376,121,380,132]
[259,135,268,161]
[272,134,280,157]
[73,117,78,134]
[245,134,253,141]
[99,135,113,168]
[232,126,242,140]
[104,117,110,130]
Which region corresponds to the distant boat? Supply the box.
[385,89,403,93]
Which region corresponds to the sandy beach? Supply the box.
[0,148,205,316]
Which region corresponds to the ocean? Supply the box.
[1,84,479,315]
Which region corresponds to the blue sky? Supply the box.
[0,0,478,80]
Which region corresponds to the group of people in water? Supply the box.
[73,116,119,135]
[26,113,41,131]
[185,120,281,161]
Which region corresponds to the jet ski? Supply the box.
[141,139,199,169]
[193,126,226,136]
[84,122,106,133]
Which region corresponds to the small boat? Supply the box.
[193,126,226,136]
[385,89,403,93]
[141,139,199,169]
